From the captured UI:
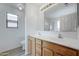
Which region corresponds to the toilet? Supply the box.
[21,40,25,50]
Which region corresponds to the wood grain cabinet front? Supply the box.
[78,51,79,56]
[43,48,53,56]
[28,36,36,56]
[54,52,63,56]
[36,47,41,56]
[28,38,32,55]
[28,36,79,56]
[36,39,42,56]
[43,41,77,56]
[36,39,41,45]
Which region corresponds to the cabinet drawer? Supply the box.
[36,43,41,48]
[36,39,41,44]
[36,46,41,56]
[36,46,41,51]
[43,41,77,56]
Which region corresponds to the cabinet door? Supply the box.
[43,48,53,56]
[43,41,77,56]
[28,38,32,55]
[28,36,36,56]
[78,51,79,56]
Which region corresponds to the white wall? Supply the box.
[0,4,25,53]
[25,4,44,54]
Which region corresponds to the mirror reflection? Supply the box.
[44,3,77,32]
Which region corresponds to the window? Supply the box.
[6,13,18,28]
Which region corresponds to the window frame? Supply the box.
[6,12,18,29]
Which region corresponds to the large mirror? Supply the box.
[44,3,77,32]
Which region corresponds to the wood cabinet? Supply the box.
[28,36,36,56]
[43,41,77,56]
[28,36,79,56]
[43,48,53,56]
[54,52,63,56]
[78,51,79,56]
[36,39,42,56]
[36,46,41,56]
[28,37,32,55]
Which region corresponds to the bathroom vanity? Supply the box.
[28,3,79,56]
[28,34,79,56]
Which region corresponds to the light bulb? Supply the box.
[18,6,22,10]
[17,4,24,11]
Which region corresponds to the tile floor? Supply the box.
[0,47,25,56]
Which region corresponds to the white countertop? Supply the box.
[29,33,79,50]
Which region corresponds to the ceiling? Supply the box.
[1,3,46,10]
[1,3,26,11]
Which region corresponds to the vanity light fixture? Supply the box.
[40,3,57,12]
[17,3,24,11]
[64,3,70,7]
